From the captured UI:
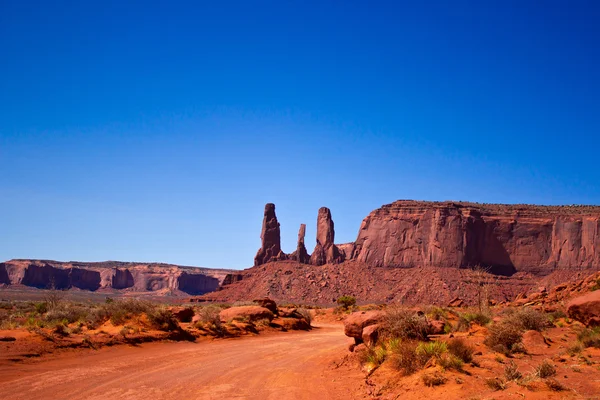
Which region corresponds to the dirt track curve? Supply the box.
[0,323,364,400]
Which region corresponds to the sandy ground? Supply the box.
[0,323,365,400]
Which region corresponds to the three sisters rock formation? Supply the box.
[254,204,346,267]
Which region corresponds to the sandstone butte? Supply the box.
[4,200,600,302]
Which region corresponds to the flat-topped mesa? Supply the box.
[351,200,600,275]
[310,207,345,266]
[289,223,310,264]
[254,203,287,266]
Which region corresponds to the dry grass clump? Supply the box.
[105,299,155,325]
[545,378,567,391]
[437,353,464,371]
[422,371,447,387]
[484,321,524,355]
[485,377,506,391]
[577,327,600,348]
[504,360,522,381]
[455,311,491,331]
[504,308,550,332]
[383,306,429,341]
[534,359,556,378]
[196,305,225,336]
[447,338,474,363]
[388,341,420,375]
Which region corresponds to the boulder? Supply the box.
[428,320,446,335]
[344,310,385,344]
[219,306,275,323]
[522,330,549,353]
[254,203,287,266]
[567,291,600,326]
[253,297,278,315]
[362,324,380,346]
[279,317,310,331]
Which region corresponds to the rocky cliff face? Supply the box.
[0,259,236,295]
[352,200,600,275]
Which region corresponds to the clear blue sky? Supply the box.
[1,1,599,269]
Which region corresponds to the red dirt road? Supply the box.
[0,323,364,400]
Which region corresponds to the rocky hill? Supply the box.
[205,200,600,304]
[0,259,237,295]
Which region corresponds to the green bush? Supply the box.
[416,341,447,363]
[337,296,356,309]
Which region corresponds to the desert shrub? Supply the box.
[85,307,110,329]
[577,326,600,348]
[388,341,419,375]
[484,322,523,354]
[297,308,312,326]
[447,338,474,363]
[454,311,491,332]
[148,308,179,331]
[105,299,154,325]
[548,309,566,323]
[425,306,448,321]
[337,296,356,309]
[415,341,447,363]
[383,306,429,341]
[35,302,48,314]
[44,288,65,310]
[504,361,522,381]
[534,359,556,378]
[357,345,387,370]
[197,305,222,325]
[53,322,70,336]
[196,305,225,336]
[438,353,464,371]
[504,308,550,331]
[44,303,89,324]
[567,342,584,356]
[486,377,506,391]
[422,372,447,387]
[545,378,566,391]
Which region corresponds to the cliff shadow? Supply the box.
[70,268,101,291]
[0,263,9,284]
[480,230,517,277]
[112,269,134,289]
[178,273,220,295]
[22,264,71,289]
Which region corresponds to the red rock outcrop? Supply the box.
[352,200,600,275]
[0,259,235,295]
[567,291,600,326]
[219,306,275,323]
[310,207,344,266]
[289,224,310,264]
[254,203,287,266]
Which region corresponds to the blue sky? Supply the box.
[1,1,599,269]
